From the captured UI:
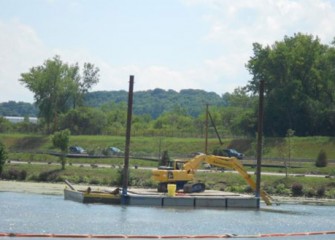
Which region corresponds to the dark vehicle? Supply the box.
[212,147,244,159]
[223,148,244,159]
[69,146,86,154]
[223,149,244,159]
[108,147,123,156]
[188,152,204,158]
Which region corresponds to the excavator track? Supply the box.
[183,183,205,193]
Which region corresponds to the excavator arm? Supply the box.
[204,155,273,205]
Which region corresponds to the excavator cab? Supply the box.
[154,159,205,193]
[157,160,186,170]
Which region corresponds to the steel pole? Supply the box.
[122,75,134,203]
[256,79,264,208]
[205,104,209,154]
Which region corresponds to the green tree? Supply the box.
[0,101,38,116]
[222,87,256,109]
[132,114,152,136]
[16,116,39,133]
[246,33,335,136]
[315,149,328,167]
[152,108,195,136]
[59,107,107,135]
[230,110,257,137]
[52,129,70,170]
[0,141,8,175]
[73,63,100,108]
[20,56,99,133]
[216,88,257,137]
[0,117,13,133]
[102,102,127,135]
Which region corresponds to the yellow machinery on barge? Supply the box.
[152,154,273,205]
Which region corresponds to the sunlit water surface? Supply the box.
[0,192,334,239]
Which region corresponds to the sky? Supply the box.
[1,0,335,103]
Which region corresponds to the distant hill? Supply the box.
[0,101,38,117]
[0,89,225,119]
[84,88,224,118]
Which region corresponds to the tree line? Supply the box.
[0,33,334,137]
[246,33,335,136]
[0,95,246,138]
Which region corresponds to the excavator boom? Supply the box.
[204,155,273,205]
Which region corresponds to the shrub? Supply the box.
[316,186,325,197]
[235,185,246,193]
[225,185,245,193]
[19,170,27,180]
[142,179,157,188]
[274,183,291,195]
[264,186,275,194]
[1,169,26,180]
[212,146,223,155]
[0,141,8,175]
[291,183,303,196]
[102,148,109,156]
[89,178,100,185]
[111,168,134,187]
[275,183,286,193]
[79,176,89,183]
[102,178,110,185]
[315,149,327,167]
[38,170,61,182]
[304,188,316,198]
[244,185,253,193]
[325,189,335,199]
[28,174,39,181]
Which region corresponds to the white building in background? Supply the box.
[3,116,38,124]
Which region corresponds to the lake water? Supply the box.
[0,192,335,239]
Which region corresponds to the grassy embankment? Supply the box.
[1,133,335,198]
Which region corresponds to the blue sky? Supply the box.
[1,0,335,102]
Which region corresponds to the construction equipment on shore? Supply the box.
[152,154,273,205]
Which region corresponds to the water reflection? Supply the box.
[260,207,311,215]
[0,192,335,240]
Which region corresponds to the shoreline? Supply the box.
[1,180,335,206]
[0,180,70,195]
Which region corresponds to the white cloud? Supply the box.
[192,0,335,45]
[0,19,49,103]
[2,0,335,103]
[181,0,335,92]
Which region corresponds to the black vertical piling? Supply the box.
[205,104,209,154]
[256,79,265,208]
[122,75,134,204]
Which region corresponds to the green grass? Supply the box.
[2,163,155,188]
[2,133,335,176]
[2,133,335,199]
[2,133,335,160]
[8,153,159,168]
[263,136,335,159]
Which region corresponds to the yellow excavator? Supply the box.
[152,154,273,205]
